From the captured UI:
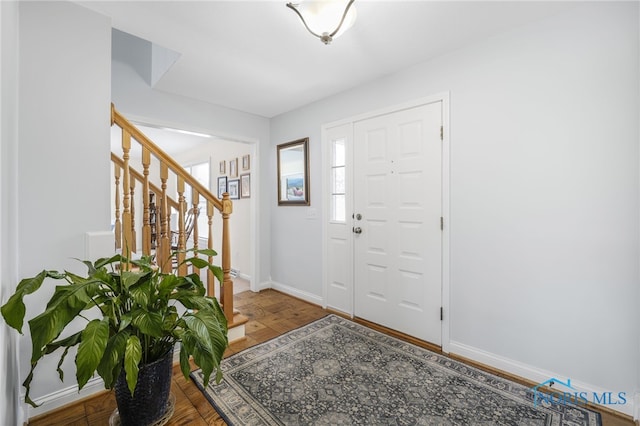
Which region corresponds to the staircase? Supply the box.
[110,104,247,342]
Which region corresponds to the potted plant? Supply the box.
[1,249,229,425]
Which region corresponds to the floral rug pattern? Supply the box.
[191,315,600,425]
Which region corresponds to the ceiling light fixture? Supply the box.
[286,0,357,45]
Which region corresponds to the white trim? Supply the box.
[248,141,260,294]
[634,392,640,421]
[321,125,329,310]
[323,93,451,129]
[440,93,451,354]
[256,280,272,292]
[449,340,634,417]
[270,281,323,306]
[238,272,251,282]
[25,376,105,419]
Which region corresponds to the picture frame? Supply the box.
[229,158,238,178]
[277,137,310,206]
[242,154,250,171]
[219,160,226,174]
[228,179,240,200]
[217,176,228,198]
[240,173,251,198]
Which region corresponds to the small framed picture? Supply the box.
[242,154,250,171]
[228,179,240,200]
[219,160,226,174]
[217,176,227,198]
[240,173,251,198]
[229,158,238,178]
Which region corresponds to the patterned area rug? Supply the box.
[191,315,601,425]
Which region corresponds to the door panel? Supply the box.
[354,102,442,344]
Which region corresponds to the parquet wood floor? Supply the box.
[28,289,634,426]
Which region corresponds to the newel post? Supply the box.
[221,193,234,322]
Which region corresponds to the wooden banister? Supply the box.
[111,105,222,212]
[110,104,235,325]
[111,154,179,210]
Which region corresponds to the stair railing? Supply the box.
[110,104,235,322]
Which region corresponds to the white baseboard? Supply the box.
[269,281,323,306]
[449,340,634,417]
[25,376,105,419]
[256,280,272,292]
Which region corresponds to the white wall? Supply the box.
[16,0,112,416]
[270,2,639,413]
[112,51,271,287]
[173,140,254,281]
[1,2,21,424]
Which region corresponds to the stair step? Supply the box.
[227,313,248,343]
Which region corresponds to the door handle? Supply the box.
[353,227,362,234]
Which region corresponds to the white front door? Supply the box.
[353,102,443,344]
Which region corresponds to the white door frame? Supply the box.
[321,92,451,353]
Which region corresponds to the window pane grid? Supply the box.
[330,138,346,222]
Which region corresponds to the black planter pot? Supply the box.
[114,348,174,426]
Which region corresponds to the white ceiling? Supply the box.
[79,0,576,118]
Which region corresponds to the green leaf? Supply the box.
[94,254,124,269]
[179,341,191,381]
[97,330,130,389]
[180,257,210,269]
[209,265,224,286]
[180,330,213,385]
[158,274,181,299]
[56,346,71,381]
[22,368,37,407]
[130,255,155,269]
[192,248,218,257]
[44,331,82,355]
[124,335,142,396]
[121,270,147,290]
[73,259,97,275]
[182,310,228,386]
[119,313,132,332]
[162,307,179,333]
[1,271,52,331]
[131,309,163,338]
[170,291,214,311]
[129,278,152,308]
[28,280,101,363]
[76,318,109,389]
